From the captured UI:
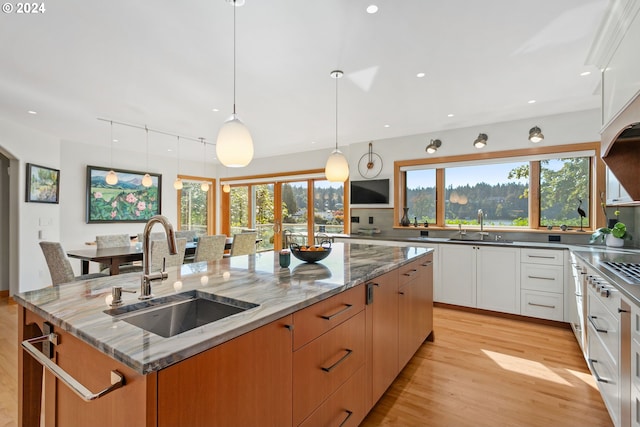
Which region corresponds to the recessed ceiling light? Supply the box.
[384,124,390,128]
[528,99,536,104]
[27,110,37,115]
[212,108,219,112]
[416,72,426,78]
[580,71,591,76]
[311,141,316,144]
[447,113,454,117]
[366,4,378,14]
[112,139,118,143]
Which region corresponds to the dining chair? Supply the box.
[150,238,187,271]
[137,232,167,243]
[39,241,109,286]
[229,232,257,256]
[194,235,227,263]
[96,234,142,274]
[175,230,198,242]
[283,230,306,248]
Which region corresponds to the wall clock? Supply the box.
[358,142,383,178]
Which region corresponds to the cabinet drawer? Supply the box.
[588,329,620,427]
[521,263,564,293]
[588,290,619,364]
[520,290,563,321]
[520,249,563,266]
[293,310,365,425]
[293,284,364,350]
[398,256,426,287]
[298,365,366,427]
[633,306,640,346]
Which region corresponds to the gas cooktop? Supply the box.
[601,261,640,284]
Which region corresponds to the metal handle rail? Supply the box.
[588,315,608,334]
[321,304,353,321]
[22,334,125,402]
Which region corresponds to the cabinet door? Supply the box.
[477,246,520,314]
[439,244,476,307]
[417,254,434,341]
[369,269,399,404]
[158,315,293,427]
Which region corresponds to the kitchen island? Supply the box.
[16,242,434,427]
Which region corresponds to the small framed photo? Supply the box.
[26,163,60,204]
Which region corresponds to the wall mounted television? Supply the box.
[350,179,390,204]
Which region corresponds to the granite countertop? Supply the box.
[14,242,432,375]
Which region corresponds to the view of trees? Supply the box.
[179,181,208,233]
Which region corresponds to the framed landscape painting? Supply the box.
[86,165,162,223]
[26,163,60,203]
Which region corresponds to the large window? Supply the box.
[177,177,215,235]
[396,143,600,231]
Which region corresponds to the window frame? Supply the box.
[394,142,605,232]
[175,174,216,235]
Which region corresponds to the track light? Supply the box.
[425,139,442,154]
[528,126,544,143]
[473,133,488,149]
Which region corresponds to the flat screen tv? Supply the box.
[350,179,390,204]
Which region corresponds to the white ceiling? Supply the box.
[0,0,609,163]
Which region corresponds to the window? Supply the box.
[406,169,436,225]
[313,180,345,234]
[177,177,215,235]
[540,157,590,228]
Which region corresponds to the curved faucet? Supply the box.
[478,209,489,240]
[140,215,178,300]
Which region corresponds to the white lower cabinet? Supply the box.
[439,244,520,314]
[520,249,565,321]
[631,303,640,427]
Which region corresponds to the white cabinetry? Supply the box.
[520,249,565,321]
[439,244,520,314]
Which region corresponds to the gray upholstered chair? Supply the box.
[283,230,306,248]
[39,241,108,286]
[229,232,257,256]
[96,234,142,274]
[194,235,227,263]
[175,230,198,242]
[150,238,187,271]
[137,232,167,243]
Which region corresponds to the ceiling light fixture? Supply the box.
[473,133,488,149]
[223,183,231,193]
[366,4,378,14]
[200,138,210,192]
[425,139,442,154]
[105,121,118,185]
[324,70,350,182]
[528,126,544,143]
[216,0,254,168]
[141,127,153,187]
[527,99,536,104]
[416,72,425,78]
[173,136,183,190]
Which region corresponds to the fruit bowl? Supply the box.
[289,241,332,263]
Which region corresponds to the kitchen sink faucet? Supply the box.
[478,209,489,241]
[140,215,178,300]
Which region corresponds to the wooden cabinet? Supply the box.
[520,248,564,321]
[439,244,520,314]
[157,315,293,427]
[292,285,365,426]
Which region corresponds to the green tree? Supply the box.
[282,184,297,220]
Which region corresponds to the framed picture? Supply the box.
[26,163,60,203]
[86,165,162,223]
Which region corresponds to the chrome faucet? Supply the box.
[140,215,178,300]
[478,209,489,240]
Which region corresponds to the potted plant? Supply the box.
[590,221,632,247]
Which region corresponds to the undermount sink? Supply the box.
[105,290,259,338]
[447,238,514,244]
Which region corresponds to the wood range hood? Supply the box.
[601,93,640,201]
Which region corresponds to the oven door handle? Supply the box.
[587,315,608,334]
[587,358,610,383]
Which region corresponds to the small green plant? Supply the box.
[590,222,632,244]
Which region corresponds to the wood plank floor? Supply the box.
[0,297,612,427]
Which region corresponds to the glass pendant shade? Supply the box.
[174,177,183,190]
[105,170,118,185]
[223,183,231,193]
[216,115,254,167]
[142,173,153,187]
[201,182,210,192]
[325,149,350,182]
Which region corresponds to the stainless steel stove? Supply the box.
[600,261,640,284]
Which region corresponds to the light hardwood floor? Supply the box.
[0,297,611,427]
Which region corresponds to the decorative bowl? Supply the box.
[289,241,332,263]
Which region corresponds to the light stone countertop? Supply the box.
[14,242,433,374]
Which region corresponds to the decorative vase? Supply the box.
[605,234,624,247]
[400,208,411,226]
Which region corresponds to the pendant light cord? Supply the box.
[335,74,339,151]
[176,136,180,174]
[109,120,114,167]
[145,126,149,170]
[233,1,237,115]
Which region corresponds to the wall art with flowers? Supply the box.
[85,165,162,223]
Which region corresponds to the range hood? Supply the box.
[601,93,640,201]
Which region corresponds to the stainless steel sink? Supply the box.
[105,290,259,338]
[447,238,514,244]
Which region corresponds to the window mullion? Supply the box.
[529,161,541,229]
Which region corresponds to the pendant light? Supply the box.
[141,126,153,187]
[200,138,209,192]
[324,70,350,182]
[216,0,254,168]
[105,120,118,185]
[173,136,183,190]
[223,183,231,193]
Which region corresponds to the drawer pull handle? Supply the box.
[588,315,608,333]
[321,304,353,321]
[421,261,433,267]
[22,334,125,402]
[338,410,354,427]
[402,269,418,277]
[528,302,556,309]
[527,275,555,281]
[321,349,353,373]
[527,255,556,259]
[587,358,610,383]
